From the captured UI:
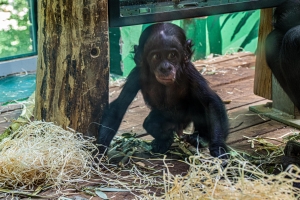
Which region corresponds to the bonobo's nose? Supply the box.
[159,63,173,73]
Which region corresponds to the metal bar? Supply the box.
[109,0,286,27]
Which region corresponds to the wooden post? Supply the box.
[253,8,273,100]
[35,0,109,138]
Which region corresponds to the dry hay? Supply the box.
[0,121,300,200]
[143,154,300,200]
[0,121,98,189]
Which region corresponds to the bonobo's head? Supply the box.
[134,23,193,86]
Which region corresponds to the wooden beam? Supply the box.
[254,8,273,100]
[35,0,109,137]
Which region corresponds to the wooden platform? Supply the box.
[0,52,298,154]
[109,52,299,154]
[1,52,299,199]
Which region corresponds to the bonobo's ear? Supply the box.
[186,39,192,49]
[184,39,194,62]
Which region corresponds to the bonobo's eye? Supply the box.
[168,52,177,60]
[152,53,161,61]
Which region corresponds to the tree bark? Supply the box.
[35,0,109,138]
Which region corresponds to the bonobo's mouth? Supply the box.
[155,75,175,85]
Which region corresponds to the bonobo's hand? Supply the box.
[151,137,174,154]
[209,143,229,159]
[98,145,109,155]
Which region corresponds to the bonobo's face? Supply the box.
[145,30,183,86]
[147,48,181,85]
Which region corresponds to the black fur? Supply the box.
[266,0,300,109]
[98,23,229,157]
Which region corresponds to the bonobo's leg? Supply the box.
[280,25,300,109]
[265,30,286,86]
[183,62,229,158]
[194,121,227,158]
[265,29,296,100]
[205,105,228,158]
[143,110,176,153]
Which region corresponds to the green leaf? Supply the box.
[96,187,130,192]
[95,190,108,199]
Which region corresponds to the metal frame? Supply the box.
[0,56,37,77]
[0,0,38,61]
[109,0,286,27]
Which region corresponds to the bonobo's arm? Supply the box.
[186,62,229,157]
[97,67,141,151]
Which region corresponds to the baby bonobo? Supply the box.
[98,23,229,158]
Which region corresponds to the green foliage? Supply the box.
[220,10,259,54]
[0,0,33,59]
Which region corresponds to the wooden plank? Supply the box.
[212,78,266,110]
[194,55,255,70]
[0,105,23,130]
[227,120,285,144]
[0,104,22,113]
[205,67,255,87]
[228,104,271,133]
[213,78,260,103]
[193,52,254,65]
[250,104,300,129]
[0,109,22,133]
[229,125,296,153]
[196,54,256,87]
[254,8,273,100]
[225,95,265,110]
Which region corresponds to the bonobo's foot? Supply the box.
[151,138,174,154]
[98,145,109,155]
[209,143,229,159]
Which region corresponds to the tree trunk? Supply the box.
[35,0,109,138]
